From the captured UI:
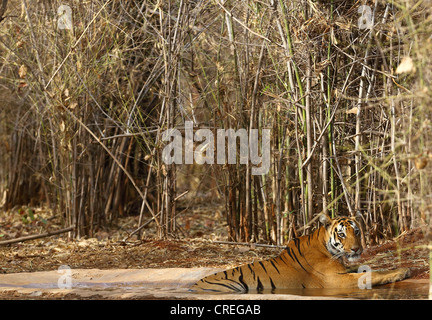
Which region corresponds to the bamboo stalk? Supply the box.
[327,0,335,218]
[305,54,313,223]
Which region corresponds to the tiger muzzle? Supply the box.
[347,247,362,261]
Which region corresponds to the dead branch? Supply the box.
[0,225,75,246]
[212,240,286,249]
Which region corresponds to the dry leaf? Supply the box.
[18,65,27,78]
[76,60,82,72]
[395,57,415,74]
[18,81,28,89]
[335,21,350,31]
[330,28,338,45]
[414,157,428,170]
[16,40,25,48]
[346,107,359,115]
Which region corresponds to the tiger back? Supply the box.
[190,215,410,293]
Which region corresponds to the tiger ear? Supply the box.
[319,214,333,226]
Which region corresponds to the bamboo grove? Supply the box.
[0,0,431,245]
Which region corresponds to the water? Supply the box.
[247,279,429,299]
[21,279,432,299]
[0,268,428,300]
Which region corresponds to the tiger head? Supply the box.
[319,214,363,262]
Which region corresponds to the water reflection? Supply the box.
[249,280,429,300]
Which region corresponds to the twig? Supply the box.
[174,190,189,201]
[0,225,75,246]
[122,211,161,242]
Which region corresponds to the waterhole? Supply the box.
[0,269,428,300]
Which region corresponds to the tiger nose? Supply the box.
[351,247,362,254]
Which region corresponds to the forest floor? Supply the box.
[0,199,430,299]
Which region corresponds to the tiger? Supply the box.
[190,214,410,293]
